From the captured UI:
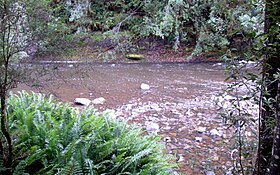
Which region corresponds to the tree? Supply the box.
[0,0,68,174]
[254,0,280,174]
[0,1,26,173]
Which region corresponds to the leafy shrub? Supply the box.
[6,91,176,175]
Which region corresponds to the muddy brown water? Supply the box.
[17,62,233,175]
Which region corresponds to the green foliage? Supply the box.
[19,0,264,56]
[215,1,278,174]
[6,91,177,174]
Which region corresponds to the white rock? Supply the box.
[205,171,215,175]
[141,83,150,90]
[210,129,222,137]
[14,51,29,59]
[197,127,207,133]
[212,62,223,67]
[150,103,161,111]
[145,121,159,134]
[178,154,185,162]
[74,98,91,106]
[245,131,252,137]
[92,97,106,104]
[163,137,172,142]
[195,137,203,142]
[103,109,116,119]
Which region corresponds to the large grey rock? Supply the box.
[74,98,91,106]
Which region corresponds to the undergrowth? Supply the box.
[4,91,177,174]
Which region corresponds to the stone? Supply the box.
[13,51,29,59]
[163,137,172,142]
[150,103,161,111]
[205,171,215,175]
[197,126,207,133]
[141,83,150,90]
[210,129,222,137]
[103,109,116,119]
[225,171,233,175]
[177,154,184,162]
[183,144,191,150]
[92,97,106,104]
[195,137,203,142]
[212,63,223,67]
[212,156,219,161]
[74,98,91,106]
[145,121,159,134]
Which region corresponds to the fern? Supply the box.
[56,161,85,175]
[6,91,178,174]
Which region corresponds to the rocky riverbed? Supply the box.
[17,62,258,175]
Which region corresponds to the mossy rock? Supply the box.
[126,54,145,60]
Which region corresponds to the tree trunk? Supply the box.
[254,0,280,174]
[0,88,12,175]
[271,76,280,174]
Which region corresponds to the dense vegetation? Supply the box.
[3,0,264,56]
[1,0,280,174]
[56,0,263,53]
[3,91,176,174]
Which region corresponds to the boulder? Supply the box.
[74,98,91,106]
[92,97,106,104]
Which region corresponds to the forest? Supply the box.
[0,0,279,174]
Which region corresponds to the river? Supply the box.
[17,62,253,175]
